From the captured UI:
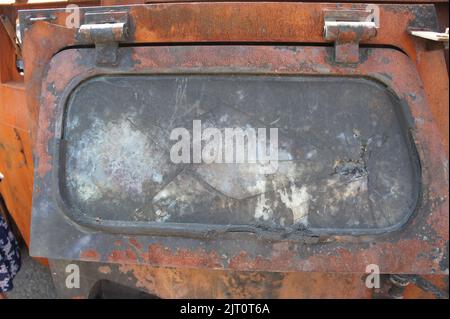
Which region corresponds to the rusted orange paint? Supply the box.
[0,123,33,245]
[403,275,449,299]
[107,243,223,269]
[128,238,142,250]
[39,42,447,276]
[416,46,449,154]
[80,249,101,261]
[93,237,441,274]
[91,262,446,298]
[115,264,374,298]
[98,265,112,274]
[226,239,440,273]
[1,1,448,298]
[0,1,99,253]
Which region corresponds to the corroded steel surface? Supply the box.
[48,259,449,298]
[0,0,99,248]
[18,2,450,149]
[0,0,448,251]
[0,1,447,298]
[30,44,448,275]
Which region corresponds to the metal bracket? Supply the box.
[77,11,129,66]
[410,28,449,49]
[324,9,378,64]
[410,27,449,42]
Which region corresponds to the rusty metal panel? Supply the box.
[9,3,446,300]
[0,0,445,299]
[18,2,447,148]
[28,44,448,275]
[46,259,448,299]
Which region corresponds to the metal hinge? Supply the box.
[77,11,129,66]
[324,9,378,64]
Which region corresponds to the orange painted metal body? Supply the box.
[0,0,96,251]
[1,1,449,298]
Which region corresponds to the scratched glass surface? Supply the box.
[60,75,420,233]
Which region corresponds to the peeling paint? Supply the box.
[255,193,273,221]
[277,182,310,225]
[67,115,166,202]
[26,22,448,278]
